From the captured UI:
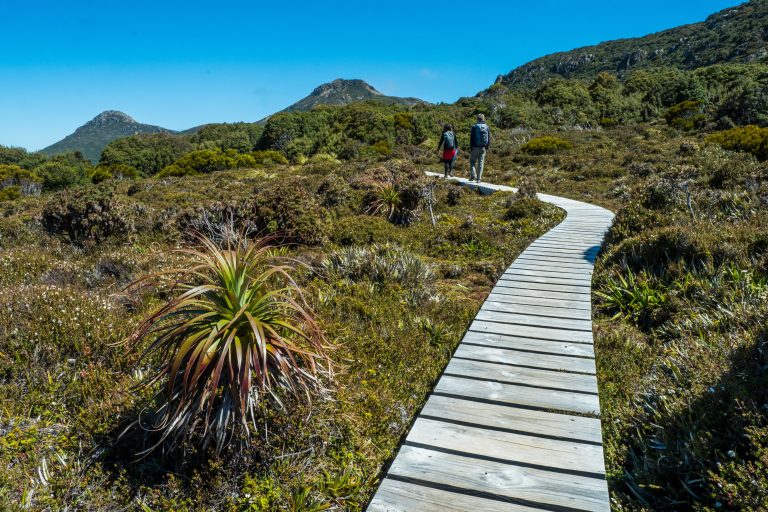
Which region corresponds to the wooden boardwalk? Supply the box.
[367,174,614,512]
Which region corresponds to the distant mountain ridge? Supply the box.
[278,78,425,114]
[487,0,768,91]
[41,111,174,162]
[39,80,427,161]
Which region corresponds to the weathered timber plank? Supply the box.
[434,375,601,415]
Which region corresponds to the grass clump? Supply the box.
[321,244,437,305]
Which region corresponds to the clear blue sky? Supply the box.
[1,0,742,151]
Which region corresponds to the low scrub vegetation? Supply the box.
[0,149,562,509]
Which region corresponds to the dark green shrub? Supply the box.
[41,187,150,245]
[189,122,264,152]
[317,174,353,208]
[520,136,573,155]
[664,100,705,131]
[249,179,328,245]
[707,125,768,161]
[504,198,544,220]
[100,133,192,175]
[177,179,327,246]
[34,161,89,191]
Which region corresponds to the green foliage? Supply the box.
[123,235,329,455]
[33,160,90,191]
[664,100,705,131]
[177,178,328,246]
[520,136,573,155]
[100,133,193,175]
[158,148,257,177]
[189,123,264,152]
[0,164,42,197]
[41,186,149,245]
[707,125,768,161]
[91,163,140,184]
[535,78,595,124]
[250,150,289,166]
[596,269,668,326]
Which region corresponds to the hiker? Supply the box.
[437,124,458,177]
[469,113,491,182]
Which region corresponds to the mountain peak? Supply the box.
[279,78,424,114]
[310,79,383,97]
[86,110,138,127]
[41,111,173,162]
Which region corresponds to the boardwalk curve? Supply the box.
[368,174,614,512]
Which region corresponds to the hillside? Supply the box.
[488,0,768,91]
[40,111,174,162]
[278,78,425,114]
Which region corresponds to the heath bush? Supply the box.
[41,186,150,245]
[520,136,573,155]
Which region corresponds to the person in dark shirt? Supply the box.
[469,113,491,182]
[437,124,458,178]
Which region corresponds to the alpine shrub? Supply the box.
[707,125,768,161]
[520,136,573,155]
[41,187,150,245]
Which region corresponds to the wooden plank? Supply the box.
[369,478,545,512]
[527,244,601,254]
[476,309,593,331]
[386,446,610,512]
[454,343,596,374]
[513,256,594,269]
[500,273,593,287]
[492,283,592,300]
[506,265,591,278]
[469,319,594,344]
[481,300,592,321]
[507,266,594,278]
[406,418,606,474]
[519,250,597,262]
[421,394,603,444]
[496,279,592,295]
[461,330,595,358]
[435,375,601,416]
[445,357,598,393]
[486,291,592,310]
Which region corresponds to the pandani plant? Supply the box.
[122,234,330,456]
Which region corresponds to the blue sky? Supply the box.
[1,0,742,150]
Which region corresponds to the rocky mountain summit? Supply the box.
[279,78,425,113]
[41,110,173,162]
